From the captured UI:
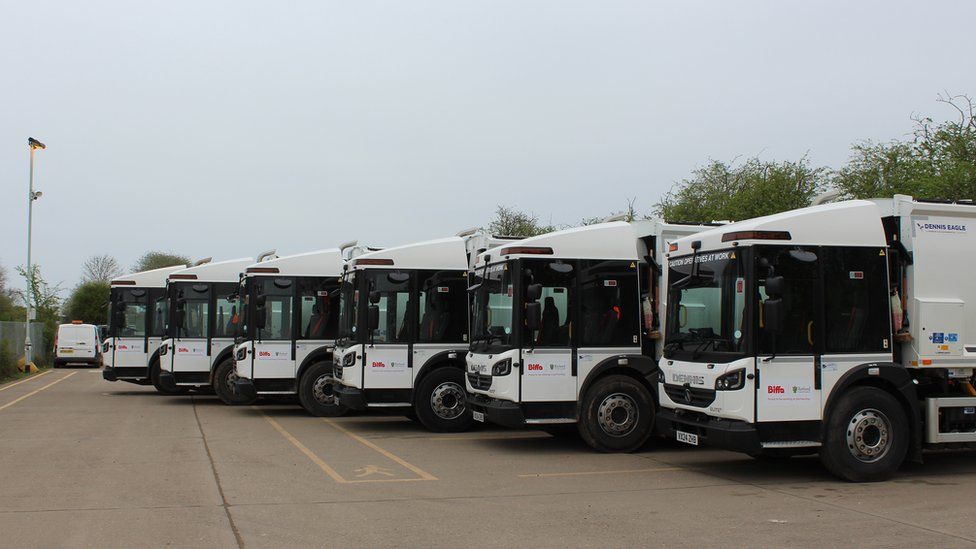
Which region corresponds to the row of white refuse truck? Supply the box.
[103,195,976,482]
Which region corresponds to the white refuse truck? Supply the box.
[157,254,274,394]
[227,243,376,412]
[102,264,187,392]
[657,195,976,481]
[464,220,708,451]
[333,229,516,431]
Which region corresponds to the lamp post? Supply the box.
[25,137,45,369]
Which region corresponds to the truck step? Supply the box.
[761,440,821,449]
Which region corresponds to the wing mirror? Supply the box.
[368,305,380,331]
[525,283,542,302]
[369,291,381,304]
[525,302,542,331]
[763,297,785,334]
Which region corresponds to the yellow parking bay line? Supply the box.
[320,417,438,482]
[259,410,348,483]
[518,467,682,479]
[0,370,52,392]
[0,372,76,411]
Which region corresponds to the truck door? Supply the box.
[252,278,295,380]
[172,283,211,379]
[412,270,468,383]
[113,288,149,370]
[296,277,339,372]
[363,271,413,389]
[521,260,576,402]
[755,246,823,423]
[576,260,641,394]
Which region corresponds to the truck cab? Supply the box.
[102,264,187,391]
[657,195,976,481]
[465,220,706,451]
[228,244,374,414]
[157,256,263,393]
[333,229,514,432]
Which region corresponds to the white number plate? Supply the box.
[472,411,485,423]
[676,430,699,446]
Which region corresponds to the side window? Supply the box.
[417,270,468,344]
[524,260,575,347]
[822,247,890,353]
[298,277,339,340]
[260,278,294,341]
[214,285,240,339]
[757,246,820,355]
[370,271,412,344]
[580,260,640,347]
[151,296,169,338]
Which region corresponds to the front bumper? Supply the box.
[656,408,762,454]
[466,393,526,428]
[157,370,179,393]
[335,384,368,410]
[233,378,257,400]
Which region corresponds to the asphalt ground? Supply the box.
[2,368,975,548]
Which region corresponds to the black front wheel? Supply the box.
[820,386,908,482]
[213,359,255,405]
[414,367,473,433]
[577,375,654,453]
[298,362,348,417]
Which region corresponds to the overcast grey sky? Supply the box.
[3,0,975,292]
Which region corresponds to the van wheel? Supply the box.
[415,367,473,432]
[151,360,187,395]
[213,359,255,405]
[298,362,347,417]
[820,386,908,482]
[578,375,654,452]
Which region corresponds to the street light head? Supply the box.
[28,137,46,150]
[32,191,43,200]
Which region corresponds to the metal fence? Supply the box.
[0,321,48,364]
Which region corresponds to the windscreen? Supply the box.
[470,262,516,350]
[665,250,746,358]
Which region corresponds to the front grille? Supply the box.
[467,372,492,391]
[663,384,716,408]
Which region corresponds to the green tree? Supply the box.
[132,251,191,273]
[654,156,829,223]
[835,93,976,200]
[487,206,558,237]
[64,281,110,324]
[580,198,639,225]
[13,264,62,365]
[0,263,20,322]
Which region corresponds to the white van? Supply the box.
[54,321,102,368]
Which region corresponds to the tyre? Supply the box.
[213,359,255,406]
[298,362,347,417]
[577,374,654,452]
[819,386,908,482]
[414,367,473,433]
[150,359,188,395]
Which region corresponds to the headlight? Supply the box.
[491,359,512,376]
[342,352,356,367]
[235,346,247,361]
[715,369,746,391]
[159,343,168,356]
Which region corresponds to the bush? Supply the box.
[0,340,18,382]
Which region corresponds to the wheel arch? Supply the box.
[146,348,163,379]
[413,351,466,392]
[576,354,660,419]
[297,347,335,382]
[822,362,922,462]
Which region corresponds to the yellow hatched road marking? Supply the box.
[320,417,438,481]
[0,370,52,392]
[518,467,682,478]
[0,372,76,411]
[256,408,437,483]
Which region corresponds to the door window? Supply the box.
[214,287,241,339]
[756,246,820,355]
[367,271,412,344]
[523,260,575,347]
[259,278,294,341]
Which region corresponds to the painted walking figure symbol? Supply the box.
[354,465,395,478]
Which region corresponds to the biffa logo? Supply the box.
[527,363,543,371]
[768,385,785,394]
[372,361,386,368]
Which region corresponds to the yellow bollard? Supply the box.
[16,357,38,374]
